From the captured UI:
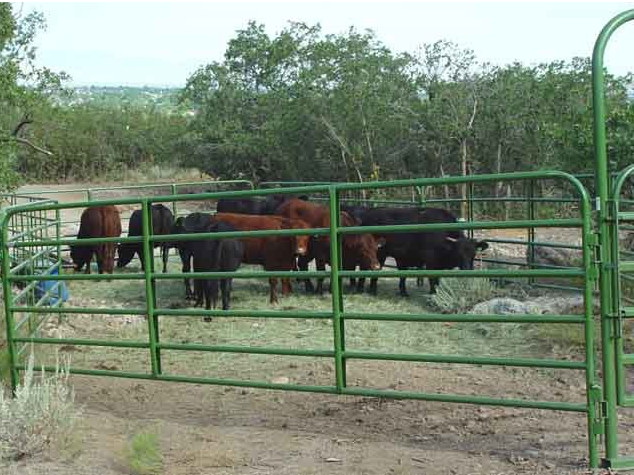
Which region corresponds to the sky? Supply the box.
[17,1,634,87]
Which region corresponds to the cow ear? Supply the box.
[477,241,489,251]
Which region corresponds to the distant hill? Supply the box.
[57,85,189,114]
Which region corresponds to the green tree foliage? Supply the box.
[0,4,68,190]
[181,23,634,197]
[6,13,634,194]
[17,103,190,182]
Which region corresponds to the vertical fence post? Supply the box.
[528,179,536,287]
[579,191,600,469]
[467,181,475,239]
[328,186,345,391]
[1,213,19,393]
[55,208,63,324]
[141,201,160,376]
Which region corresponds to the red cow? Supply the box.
[209,213,310,304]
[275,199,383,294]
[70,206,122,274]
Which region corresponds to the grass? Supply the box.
[123,428,163,475]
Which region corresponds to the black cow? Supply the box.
[117,204,174,273]
[360,207,488,295]
[340,204,370,224]
[191,221,244,315]
[217,194,308,215]
[171,212,211,299]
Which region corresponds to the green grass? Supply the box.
[21,253,587,387]
[123,428,163,475]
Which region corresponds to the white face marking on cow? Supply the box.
[297,247,307,255]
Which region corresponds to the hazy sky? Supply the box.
[19,1,634,87]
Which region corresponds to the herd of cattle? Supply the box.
[68,194,489,313]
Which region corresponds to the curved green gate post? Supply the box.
[592,8,634,470]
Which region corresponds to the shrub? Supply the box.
[0,352,80,461]
[430,278,494,314]
[124,428,163,475]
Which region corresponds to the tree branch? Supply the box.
[13,137,53,156]
[12,117,33,137]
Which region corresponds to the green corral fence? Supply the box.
[1,9,634,471]
[0,171,605,468]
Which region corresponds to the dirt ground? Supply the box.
[4,184,633,475]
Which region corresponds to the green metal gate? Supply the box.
[592,8,634,470]
[608,165,634,409]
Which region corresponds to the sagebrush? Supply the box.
[430,278,495,313]
[0,352,80,461]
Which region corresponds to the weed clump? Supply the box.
[0,352,80,461]
[430,278,495,313]
[124,428,163,475]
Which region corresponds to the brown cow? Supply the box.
[275,199,383,294]
[208,213,310,304]
[70,205,122,274]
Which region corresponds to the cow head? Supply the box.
[70,244,90,272]
[339,212,383,270]
[116,243,136,268]
[290,219,311,256]
[266,194,294,214]
[445,236,488,270]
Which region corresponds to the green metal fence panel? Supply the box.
[0,170,602,468]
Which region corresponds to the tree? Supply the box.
[0,4,68,190]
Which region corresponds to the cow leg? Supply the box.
[180,248,193,299]
[161,245,169,273]
[297,255,314,293]
[269,278,278,304]
[429,277,440,294]
[221,278,231,311]
[396,260,409,297]
[84,250,92,274]
[138,249,145,272]
[281,278,291,296]
[204,280,212,311]
[367,248,386,295]
[96,247,105,274]
[107,243,116,274]
[194,279,203,307]
[315,258,326,295]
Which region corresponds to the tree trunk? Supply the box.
[440,163,450,200]
[460,137,468,219]
[496,141,503,197]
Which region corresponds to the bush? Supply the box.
[0,352,80,461]
[430,278,494,314]
[124,428,163,475]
